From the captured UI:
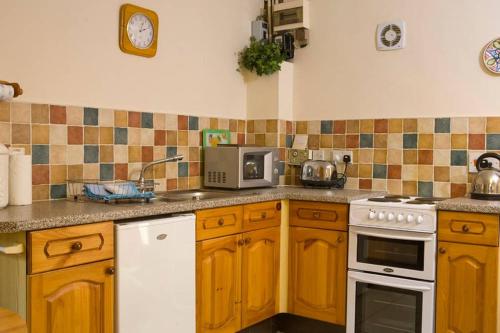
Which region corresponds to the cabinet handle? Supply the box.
[276,202,282,211]
[312,212,321,219]
[237,239,245,246]
[462,224,470,232]
[105,267,115,275]
[261,212,267,219]
[218,218,225,226]
[337,235,344,243]
[244,237,252,245]
[439,247,446,254]
[71,241,83,251]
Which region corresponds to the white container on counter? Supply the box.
[9,148,32,206]
[0,145,9,208]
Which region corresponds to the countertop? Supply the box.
[0,187,385,233]
[436,196,500,215]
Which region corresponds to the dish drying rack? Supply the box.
[67,179,156,203]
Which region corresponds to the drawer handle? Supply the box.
[105,267,115,275]
[218,218,225,226]
[439,247,447,254]
[462,224,470,232]
[337,235,344,243]
[312,212,321,219]
[71,241,83,251]
[237,239,245,247]
[276,202,282,211]
[261,212,267,219]
[244,237,252,245]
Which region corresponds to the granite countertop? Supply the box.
[0,187,385,233]
[436,196,500,215]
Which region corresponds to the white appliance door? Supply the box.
[346,270,435,333]
[116,214,195,333]
[348,225,436,281]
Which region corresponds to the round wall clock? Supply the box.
[483,37,500,74]
[119,4,159,57]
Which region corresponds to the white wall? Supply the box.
[293,0,500,120]
[0,0,260,119]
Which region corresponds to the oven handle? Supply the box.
[351,228,434,242]
[349,271,432,291]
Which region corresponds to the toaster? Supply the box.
[300,160,338,187]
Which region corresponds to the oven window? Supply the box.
[243,153,265,180]
[355,282,422,333]
[357,235,424,271]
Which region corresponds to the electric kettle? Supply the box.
[471,152,500,200]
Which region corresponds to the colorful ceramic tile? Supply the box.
[468,134,485,150]
[32,165,49,185]
[403,134,417,149]
[374,119,388,133]
[67,126,83,145]
[83,126,99,144]
[66,106,83,125]
[142,112,154,128]
[100,127,114,145]
[99,164,114,181]
[50,105,66,124]
[128,111,141,127]
[418,181,433,197]
[83,107,99,126]
[32,125,49,144]
[50,184,67,199]
[487,134,500,150]
[11,103,31,123]
[32,145,49,164]
[320,120,333,134]
[84,145,99,163]
[31,104,49,124]
[12,124,30,144]
[450,150,467,166]
[114,110,128,127]
[373,164,387,179]
[434,118,451,133]
[50,165,67,183]
[360,134,373,148]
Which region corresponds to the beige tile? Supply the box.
[32,124,49,144]
[434,182,451,198]
[360,120,374,133]
[50,145,66,165]
[402,165,418,181]
[434,149,451,166]
[469,117,486,134]
[165,114,178,130]
[128,163,142,180]
[358,149,373,164]
[156,178,167,192]
[199,117,210,131]
[373,149,387,164]
[99,108,114,126]
[387,179,402,195]
[189,131,200,147]
[387,149,402,165]
[0,123,10,144]
[387,134,402,148]
[67,145,83,165]
[265,133,278,147]
[32,184,49,201]
[418,165,433,181]
[141,128,154,146]
[154,113,166,130]
[450,166,468,183]
[218,119,229,130]
[487,117,500,133]
[166,162,178,179]
[417,118,434,133]
[434,134,450,149]
[128,128,141,145]
[83,163,99,180]
[451,117,468,133]
[372,179,387,191]
[154,146,166,160]
[308,121,320,134]
[66,106,83,125]
[112,145,127,164]
[49,125,67,145]
[10,102,31,123]
[31,104,49,124]
[254,120,266,133]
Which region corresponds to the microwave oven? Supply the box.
[204,146,279,189]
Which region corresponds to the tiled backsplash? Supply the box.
[2,101,498,200]
[0,102,245,201]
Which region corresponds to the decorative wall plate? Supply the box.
[483,38,500,74]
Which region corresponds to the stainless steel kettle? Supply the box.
[471,152,500,200]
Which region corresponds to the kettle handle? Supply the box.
[476,152,500,171]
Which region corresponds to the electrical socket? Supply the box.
[332,150,353,164]
[468,151,500,172]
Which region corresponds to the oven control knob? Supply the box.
[377,212,385,220]
[416,215,424,224]
[387,213,395,221]
[368,211,376,220]
[407,215,414,223]
[397,214,405,222]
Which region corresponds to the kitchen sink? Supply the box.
[154,189,233,202]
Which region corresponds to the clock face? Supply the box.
[126,13,154,49]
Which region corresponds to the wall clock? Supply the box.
[119,4,159,57]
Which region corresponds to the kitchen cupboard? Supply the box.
[288,227,346,325]
[436,211,500,333]
[196,201,281,333]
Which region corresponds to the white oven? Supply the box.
[346,270,435,333]
[348,225,436,281]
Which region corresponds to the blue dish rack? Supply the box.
[67,180,155,203]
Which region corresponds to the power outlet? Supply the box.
[332,150,353,164]
[468,151,500,172]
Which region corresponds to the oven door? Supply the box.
[348,226,436,281]
[346,270,434,333]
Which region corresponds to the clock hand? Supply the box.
[140,27,151,32]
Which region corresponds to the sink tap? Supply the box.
[138,154,184,192]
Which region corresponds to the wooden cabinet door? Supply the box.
[288,227,346,325]
[437,241,498,333]
[28,259,114,333]
[241,227,280,328]
[197,235,242,333]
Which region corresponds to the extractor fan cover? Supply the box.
[377,20,406,51]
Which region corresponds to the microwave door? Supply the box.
[346,271,435,333]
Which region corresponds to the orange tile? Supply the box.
[128,146,142,163]
[11,124,30,144]
[402,181,417,196]
[308,135,320,149]
[418,134,434,149]
[486,117,500,133]
[50,165,67,184]
[167,178,178,190]
[84,126,99,144]
[332,135,345,148]
[374,119,388,133]
[178,115,188,130]
[388,165,402,179]
[451,183,467,198]
[142,146,153,162]
[154,129,166,146]
[100,127,114,145]
[32,165,49,185]
[31,104,49,124]
[266,120,278,133]
[434,166,450,182]
[32,184,50,201]
[115,164,128,180]
[0,102,10,122]
[346,120,360,133]
[373,149,387,164]
[374,134,387,148]
[320,135,333,148]
[67,126,83,145]
[403,150,417,164]
[333,120,346,134]
[418,150,433,165]
[359,179,372,190]
[128,111,141,127]
[468,134,485,150]
[451,134,467,149]
[403,119,417,132]
[360,120,374,133]
[50,105,66,124]
[32,124,49,144]
[114,110,128,127]
[100,145,114,163]
[346,135,359,148]
[388,119,403,133]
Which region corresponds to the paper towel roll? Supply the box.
[0,154,8,208]
[0,84,14,101]
[9,154,32,205]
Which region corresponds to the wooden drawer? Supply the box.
[438,211,499,246]
[196,206,243,241]
[243,201,281,232]
[28,222,114,274]
[290,201,347,231]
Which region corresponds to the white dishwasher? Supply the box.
[115,214,195,333]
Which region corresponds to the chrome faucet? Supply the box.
[137,154,184,192]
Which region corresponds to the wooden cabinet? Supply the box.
[436,211,500,333]
[290,201,347,231]
[288,227,346,325]
[196,206,243,241]
[196,234,242,333]
[241,227,280,328]
[243,201,281,231]
[28,259,115,333]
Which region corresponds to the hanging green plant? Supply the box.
[238,37,285,76]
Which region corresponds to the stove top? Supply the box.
[367,195,444,205]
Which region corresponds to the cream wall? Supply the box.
[293,0,500,120]
[0,0,260,119]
